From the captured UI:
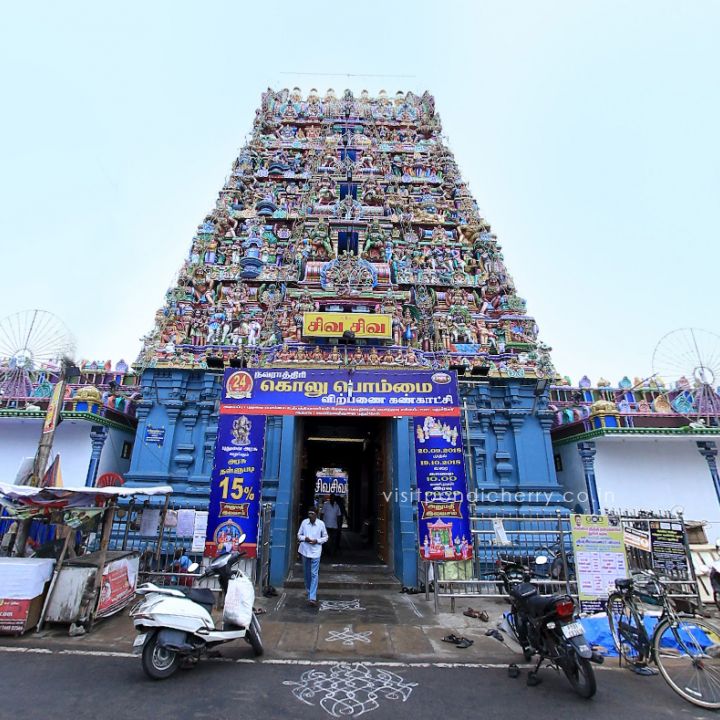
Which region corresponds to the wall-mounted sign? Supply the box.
[650,521,688,576]
[315,469,348,497]
[221,368,460,417]
[144,426,165,447]
[571,514,628,613]
[303,312,392,339]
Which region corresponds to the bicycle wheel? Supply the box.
[607,592,649,665]
[653,617,720,709]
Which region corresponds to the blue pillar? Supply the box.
[577,441,600,513]
[269,416,297,587]
[393,417,417,587]
[697,441,720,507]
[85,425,108,487]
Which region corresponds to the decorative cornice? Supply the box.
[0,408,136,432]
[553,426,720,447]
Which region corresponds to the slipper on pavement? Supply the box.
[442,633,462,644]
[456,637,474,649]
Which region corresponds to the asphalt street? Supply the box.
[0,649,716,720]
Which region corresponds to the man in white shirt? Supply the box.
[321,494,343,556]
[297,508,328,605]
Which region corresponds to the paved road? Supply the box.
[1,649,716,720]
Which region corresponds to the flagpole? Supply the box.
[12,358,71,556]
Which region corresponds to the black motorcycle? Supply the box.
[500,558,603,698]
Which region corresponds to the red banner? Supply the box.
[0,599,31,633]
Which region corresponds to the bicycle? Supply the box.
[606,570,720,709]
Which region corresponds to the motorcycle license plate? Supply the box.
[561,622,584,639]
[132,633,147,654]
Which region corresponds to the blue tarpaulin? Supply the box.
[580,613,716,657]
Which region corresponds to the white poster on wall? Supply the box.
[139,509,161,537]
[192,511,209,553]
[177,509,196,537]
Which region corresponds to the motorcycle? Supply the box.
[130,541,263,680]
[501,556,602,698]
[533,544,574,581]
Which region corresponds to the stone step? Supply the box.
[285,564,402,590]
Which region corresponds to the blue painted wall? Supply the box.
[128,370,561,584]
[459,379,564,514]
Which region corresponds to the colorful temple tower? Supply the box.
[127,88,563,586]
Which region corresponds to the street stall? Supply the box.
[0,483,172,634]
[0,557,55,634]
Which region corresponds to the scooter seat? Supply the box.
[181,587,216,612]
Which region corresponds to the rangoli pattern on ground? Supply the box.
[325,626,373,646]
[319,599,366,612]
[284,662,417,717]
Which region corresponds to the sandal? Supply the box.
[442,633,462,644]
[456,637,474,649]
[463,607,489,622]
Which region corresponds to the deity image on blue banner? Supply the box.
[230,415,252,445]
[414,415,473,561]
[205,413,266,558]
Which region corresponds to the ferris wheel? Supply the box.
[0,310,76,399]
[652,328,720,426]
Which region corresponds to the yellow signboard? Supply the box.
[303,312,392,339]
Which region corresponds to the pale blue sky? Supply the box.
[1,1,718,384]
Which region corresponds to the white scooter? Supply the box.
[130,542,263,680]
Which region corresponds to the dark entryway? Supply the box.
[295,416,390,565]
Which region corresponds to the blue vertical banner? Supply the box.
[205,413,266,558]
[415,415,473,561]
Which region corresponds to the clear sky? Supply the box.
[1,1,718,385]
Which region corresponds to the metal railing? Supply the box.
[428,511,575,612]
[427,509,701,613]
[104,499,275,588]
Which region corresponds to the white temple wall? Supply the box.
[593,437,720,530]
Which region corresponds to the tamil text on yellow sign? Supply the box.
[302,312,392,339]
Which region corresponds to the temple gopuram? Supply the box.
[127,89,565,586]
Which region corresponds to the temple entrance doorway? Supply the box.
[295,416,391,566]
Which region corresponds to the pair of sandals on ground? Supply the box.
[442,633,474,649]
[442,607,489,649]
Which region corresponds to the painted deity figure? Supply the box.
[309,221,333,260]
[402,310,417,347]
[362,220,386,261]
[247,320,261,347]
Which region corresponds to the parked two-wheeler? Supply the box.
[130,542,263,680]
[534,543,574,581]
[501,556,603,698]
